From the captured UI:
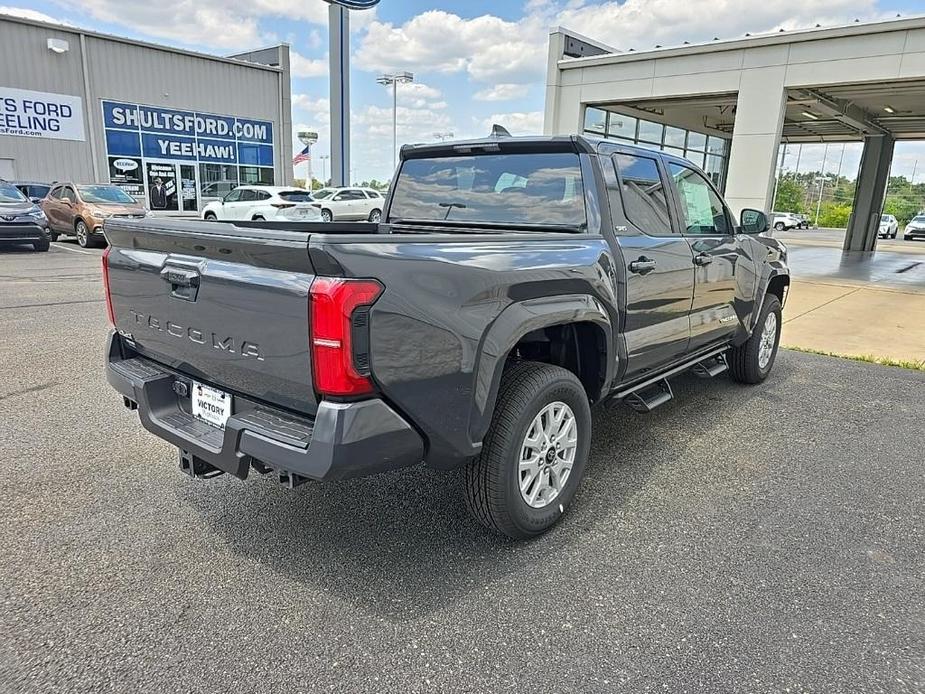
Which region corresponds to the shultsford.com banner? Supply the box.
[0,87,85,141]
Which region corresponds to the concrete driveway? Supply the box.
[1,243,923,693]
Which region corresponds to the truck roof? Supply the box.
[400,135,601,159]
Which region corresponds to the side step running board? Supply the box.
[691,354,728,379]
[624,379,673,413]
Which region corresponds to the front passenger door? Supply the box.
[609,151,695,380]
[666,162,740,350]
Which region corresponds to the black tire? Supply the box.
[728,294,782,384]
[49,231,59,242]
[33,239,50,252]
[252,215,265,221]
[321,209,333,222]
[204,212,217,221]
[774,222,785,231]
[463,361,591,539]
[368,208,382,223]
[75,219,97,248]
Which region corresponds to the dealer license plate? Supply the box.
[191,382,232,429]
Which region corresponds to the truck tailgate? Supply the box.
[105,219,318,414]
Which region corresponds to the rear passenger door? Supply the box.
[665,162,740,350]
[608,150,695,380]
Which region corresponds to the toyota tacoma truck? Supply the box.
[103,135,789,539]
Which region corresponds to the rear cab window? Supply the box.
[389,152,586,230]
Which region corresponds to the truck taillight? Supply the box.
[102,246,114,326]
[309,277,383,397]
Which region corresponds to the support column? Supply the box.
[543,31,566,135]
[723,67,788,217]
[844,134,895,252]
[328,4,350,187]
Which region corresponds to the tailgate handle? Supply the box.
[161,267,200,301]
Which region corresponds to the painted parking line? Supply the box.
[51,244,100,256]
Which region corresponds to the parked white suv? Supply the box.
[878,214,899,238]
[771,211,801,231]
[201,186,323,222]
[310,187,385,222]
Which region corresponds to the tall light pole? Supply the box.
[297,130,318,187]
[376,71,414,174]
[319,154,330,186]
[814,175,832,227]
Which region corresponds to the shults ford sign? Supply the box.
[0,87,86,141]
[102,101,274,166]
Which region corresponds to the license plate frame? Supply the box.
[191,381,232,430]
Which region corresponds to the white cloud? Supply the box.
[354,0,887,88]
[291,51,327,78]
[355,10,548,84]
[0,6,71,24]
[481,111,544,136]
[552,0,882,50]
[64,0,372,50]
[474,83,531,102]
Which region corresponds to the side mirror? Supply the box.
[740,208,769,234]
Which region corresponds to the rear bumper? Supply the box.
[0,222,49,242]
[105,333,424,482]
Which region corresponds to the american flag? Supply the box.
[293,144,311,166]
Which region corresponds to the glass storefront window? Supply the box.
[705,154,725,188]
[663,146,685,159]
[684,150,706,168]
[687,131,707,152]
[199,164,239,201]
[607,113,637,139]
[664,126,686,148]
[707,136,727,156]
[637,120,664,144]
[239,166,273,185]
[584,107,607,134]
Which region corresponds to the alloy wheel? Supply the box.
[518,401,578,509]
[758,311,778,370]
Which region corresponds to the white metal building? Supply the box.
[545,16,925,251]
[0,15,293,214]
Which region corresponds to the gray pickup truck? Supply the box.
[103,135,789,538]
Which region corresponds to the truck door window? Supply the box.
[668,163,730,235]
[612,153,672,235]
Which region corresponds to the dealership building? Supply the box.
[0,14,293,214]
[545,16,925,251]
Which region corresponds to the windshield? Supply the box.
[78,185,136,204]
[279,191,314,202]
[390,152,586,229]
[312,189,335,199]
[913,216,925,224]
[881,215,891,222]
[0,183,28,203]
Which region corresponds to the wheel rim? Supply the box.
[76,223,87,246]
[518,401,578,509]
[370,210,381,222]
[758,311,778,370]
[322,210,332,221]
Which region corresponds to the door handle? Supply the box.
[693,253,713,266]
[628,257,657,275]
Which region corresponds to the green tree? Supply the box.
[773,176,805,213]
[816,202,853,228]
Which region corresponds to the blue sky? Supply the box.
[3,0,925,183]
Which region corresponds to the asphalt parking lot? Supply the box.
[1,242,923,693]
